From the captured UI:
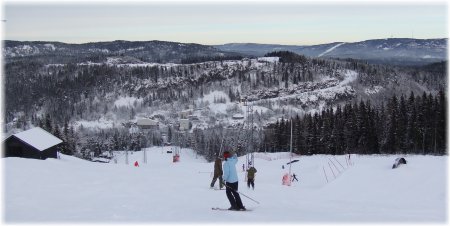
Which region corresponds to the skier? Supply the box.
[210,157,224,189]
[222,151,246,211]
[246,165,257,189]
[292,173,298,182]
[134,161,139,167]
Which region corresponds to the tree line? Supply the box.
[262,91,447,155]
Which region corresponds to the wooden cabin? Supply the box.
[3,127,63,160]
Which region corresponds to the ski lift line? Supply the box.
[218,126,236,156]
[244,101,255,169]
[143,148,147,164]
[218,134,227,156]
[288,118,293,179]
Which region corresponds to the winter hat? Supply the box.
[223,151,231,159]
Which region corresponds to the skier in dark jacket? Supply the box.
[246,165,257,189]
[222,151,246,211]
[210,157,224,189]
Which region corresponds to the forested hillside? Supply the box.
[3,40,447,160]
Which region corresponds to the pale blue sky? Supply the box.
[3,2,448,45]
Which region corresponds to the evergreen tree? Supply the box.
[406,92,419,153]
[44,113,53,133]
[436,90,447,154]
[357,100,370,154]
[385,95,399,154]
[397,95,408,153]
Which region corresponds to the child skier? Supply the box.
[246,165,257,189]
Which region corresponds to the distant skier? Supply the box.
[242,164,245,172]
[134,161,139,167]
[246,165,257,189]
[223,151,246,211]
[210,157,224,189]
[292,173,298,182]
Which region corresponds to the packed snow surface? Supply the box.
[3,147,447,224]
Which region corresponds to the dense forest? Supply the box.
[263,91,447,156]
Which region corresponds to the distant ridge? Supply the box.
[215,38,447,66]
[3,38,447,66]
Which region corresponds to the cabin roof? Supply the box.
[12,127,63,151]
[137,118,158,126]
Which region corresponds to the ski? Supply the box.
[211,207,252,211]
[211,207,228,211]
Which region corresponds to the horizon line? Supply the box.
[3,37,448,46]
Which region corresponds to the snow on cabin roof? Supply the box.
[136,118,158,126]
[12,127,63,151]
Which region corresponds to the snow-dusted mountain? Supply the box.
[4,38,446,66]
[3,40,242,64]
[215,38,447,66]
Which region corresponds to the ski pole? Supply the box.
[223,183,260,204]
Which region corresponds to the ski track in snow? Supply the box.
[3,147,447,223]
[318,43,346,57]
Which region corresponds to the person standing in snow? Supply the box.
[292,173,298,182]
[222,151,246,211]
[210,157,224,189]
[246,165,257,189]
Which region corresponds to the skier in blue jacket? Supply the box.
[222,151,246,211]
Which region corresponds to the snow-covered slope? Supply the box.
[317,42,346,57]
[3,147,447,223]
